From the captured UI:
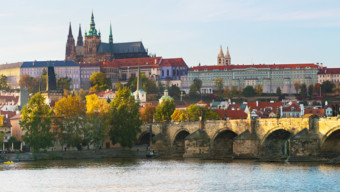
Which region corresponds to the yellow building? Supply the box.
[0,62,23,89]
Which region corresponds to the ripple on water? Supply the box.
[0,159,340,192]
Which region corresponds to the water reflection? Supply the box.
[0,159,340,192]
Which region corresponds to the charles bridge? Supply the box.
[137,113,340,161]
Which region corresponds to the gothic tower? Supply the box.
[109,23,114,61]
[84,11,101,63]
[75,24,84,62]
[65,23,76,61]
[225,47,231,65]
[217,46,225,66]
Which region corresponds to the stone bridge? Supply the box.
[137,115,340,160]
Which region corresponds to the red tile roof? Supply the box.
[304,108,325,117]
[226,104,242,110]
[318,68,340,74]
[0,111,16,127]
[160,58,188,67]
[190,63,319,72]
[282,102,301,112]
[213,109,248,119]
[247,101,282,118]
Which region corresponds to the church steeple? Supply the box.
[77,24,83,46]
[225,47,231,66]
[87,11,99,37]
[68,22,73,38]
[217,45,225,66]
[109,23,113,44]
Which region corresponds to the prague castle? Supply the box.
[66,11,149,63]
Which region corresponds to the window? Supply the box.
[167,70,169,76]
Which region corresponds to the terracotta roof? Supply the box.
[175,100,189,108]
[282,102,301,112]
[190,63,319,72]
[304,108,325,117]
[247,101,282,118]
[197,100,208,105]
[318,68,340,74]
[213,109,247,119]
[103,57,162,69]
[226,104,242,110]
[160,58,188,67]
[0,111,16,127]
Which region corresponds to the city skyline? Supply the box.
[0,0,339,67]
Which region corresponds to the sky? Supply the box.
[0,0,339,68]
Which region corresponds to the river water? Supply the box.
[0,158,340,192]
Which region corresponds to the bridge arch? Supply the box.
[137,131,155,145]
[172,129,190,154]
[212,129,238,156]
[320,126,340,157]
[261,128,291,158]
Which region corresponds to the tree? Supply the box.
[294,81,300,94]
[231,86,238,97]
[168,85,181,100]
[185,104,202,121]
[108,87,142,147]
[54,95,86,150]
[141,105,156,123]
[85,94,110,149]
[89,72,109,92]
[193,78,202,94]
[242,86,255,97]
[155,99,176,122]
[214,78,224,97]
[0,75,10,91]
[57,77,72,90]
[189,84,198,97]
[127,74,158,94]
[308,84,314,98]
[321,80,334,94]
[20,93,55,152]
[18,74,39,93]
[276,87,282,97]
[300,84,307,100]
[205,110,221,120]
[255,85,263,96]
[333,83,340,94]
[223,86,231,97]
[171,109,188,122]
[74,89,88,102]
[313,83,321,95]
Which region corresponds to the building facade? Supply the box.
[20,60,80,90]
[318,67,340,84]
[79,63,102,90]
[0,62,23,89]
[66,12,149,63]
[181,63,320,94]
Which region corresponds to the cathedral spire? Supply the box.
[218,45,224,57]
[109,23,113,44]
[77,24,83,46]
[68,22,73,38]
[87,10,98,36]
[225,47,230,58]
[225,46,231,66]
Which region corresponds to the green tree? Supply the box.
[0,75,10,91]
[168,85,181,100]
[90,72,109,92]
[321,80,335,93]
[108,87,142,147]
[193,78,202,94]
[57,77,72,90]
[276,87,282,97]
[300,84,307,100]
[333,83,340,94]
[184,104,202,121]
[308,84,314,98]
[127,74,158,94]
[189,84,198,97]
[205,110,221,120]
[242,86,255,97]
[20,93,55,152]
[171,109,188,122]
[155,99,176,122]
[214,78,224,97]
[54,95,86,150]
[231,86,238,97]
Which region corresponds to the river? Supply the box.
[0,159,340,192]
